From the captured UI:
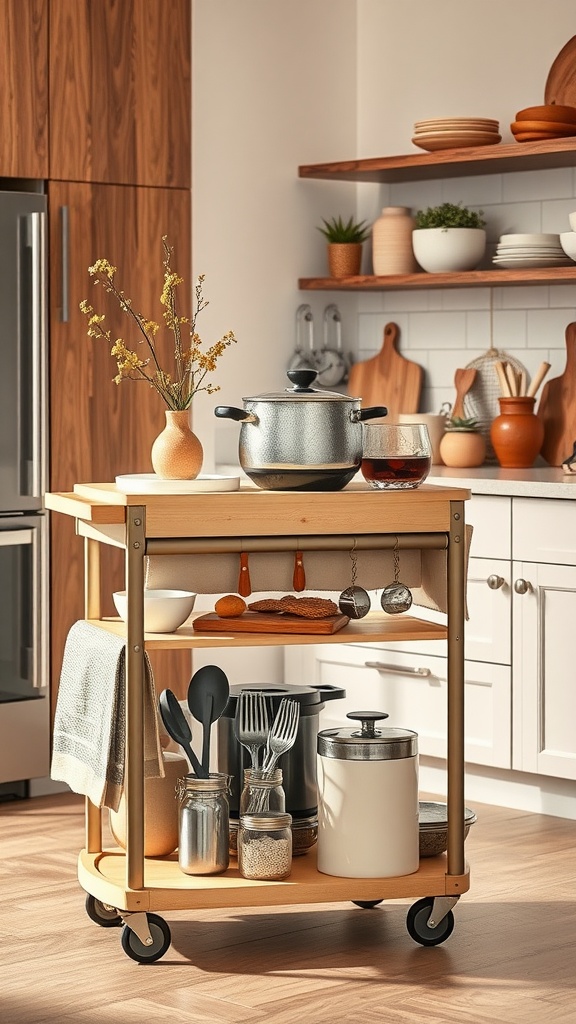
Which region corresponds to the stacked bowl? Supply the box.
[412,117,501,152]
[511,104,576,142]
[492,233,572,269]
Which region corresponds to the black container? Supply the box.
[216,682,345,820]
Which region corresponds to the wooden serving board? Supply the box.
[545,36,576,106]
[347,322,423,417]
[537,321,576,466]
[192,612,350,635]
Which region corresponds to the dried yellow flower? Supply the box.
[79,236,237,410]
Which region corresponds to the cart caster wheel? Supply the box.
[85,894,122,928]
[352,900,383,909]
[406,897,454,947]
[121,914,171,963]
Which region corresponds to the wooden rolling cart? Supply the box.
[46,481,471,962]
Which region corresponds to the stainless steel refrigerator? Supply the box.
[0,188,49,795]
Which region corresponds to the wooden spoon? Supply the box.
[452,367,477,419]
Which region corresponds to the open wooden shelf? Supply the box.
[299,138,576,183]
[299,266,576,292]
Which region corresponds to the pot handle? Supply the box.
[357,405,388,421]
[310,684,346,703]
[214,406,258,424]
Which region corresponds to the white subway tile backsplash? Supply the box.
[465,311,492,349]
[440,174,503,208]
[542,199,576,234]
[441,288,491,310]
[409,311,467,349]
[501,286,549,309]
[502,168,573,203]
[549,284,576,307]
[381,289,430,312]
[526,308,573,348]
[483,202,543,239]
[492,309,527,348]
[426,348,471,385]
[388,180,443,210]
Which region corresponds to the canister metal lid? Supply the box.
[317,711,418,761]
[240,811,292,830]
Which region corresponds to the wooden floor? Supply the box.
[1,792,575,1024]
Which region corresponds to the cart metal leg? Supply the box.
[447,500,466,880]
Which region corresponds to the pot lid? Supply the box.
[246,369,355,403]
[317,712,418,761]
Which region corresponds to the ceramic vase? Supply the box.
[327,243,362,278]
[372,206,418,275]
[439,430,486,468]
[109,751,188,857]
[151,409,203,480]
[490,396,544,468]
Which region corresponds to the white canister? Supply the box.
[317,712,419,878]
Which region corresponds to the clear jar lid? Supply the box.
[241,811,292,830]
[317,712,417,761]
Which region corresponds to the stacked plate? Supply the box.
[492,233,573,269]
[412,117,501,152]
[511,104,576,143]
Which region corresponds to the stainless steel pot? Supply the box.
[214,369,387,491]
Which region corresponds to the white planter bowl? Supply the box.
[113,588,196,632]
[412,227,486,273]
[560,231,576,261]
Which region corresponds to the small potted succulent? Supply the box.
[412,202,487,273]
[439,416,486,468]
[317,214,370,278]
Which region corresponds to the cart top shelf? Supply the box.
[45,481,470,540]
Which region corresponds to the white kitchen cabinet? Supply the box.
[286,492,576,783]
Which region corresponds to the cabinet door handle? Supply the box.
[365,660,431,678]
[514,578,531,595]
[60,205,69,323]
[487,574,505,590]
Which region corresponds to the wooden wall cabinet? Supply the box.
[0,0,48,177]
[48,181,192,703]
[48,0,191,187]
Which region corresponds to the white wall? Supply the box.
[194,0,576,436]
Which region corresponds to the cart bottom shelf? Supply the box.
[78,847,470,913]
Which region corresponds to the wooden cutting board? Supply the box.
[347,322,423,417]
[537,321,576,465]
[545,36,576,106]
[193,612,350,635]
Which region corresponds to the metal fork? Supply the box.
[262,698,300,773]
[234,690,269,769]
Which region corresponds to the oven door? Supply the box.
[0,515,49,783]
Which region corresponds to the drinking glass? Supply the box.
[361,423,432,489]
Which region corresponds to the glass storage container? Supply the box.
[238,811,293,880]
[177,773,230,876]
[240,767,285,816]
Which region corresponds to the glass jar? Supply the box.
[238,811,293,880]
[177,773,230,876]
[240,767,285,816]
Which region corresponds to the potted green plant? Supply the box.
[439,416,486,468]
[412,202,487,273]
[317,214,370,278]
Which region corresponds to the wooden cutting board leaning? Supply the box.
[537,320,576,466]
[347,322,423,418]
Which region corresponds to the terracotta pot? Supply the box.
[490,396,544,468]
[372,206,418,275]
[109,751,188,857]
[439,430,486,468]
[150,409,203,479]
[327,243,362,278]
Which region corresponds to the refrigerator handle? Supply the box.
[30,211,47,501]
[60,205,69,323]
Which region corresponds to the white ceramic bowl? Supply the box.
[113,589,196,633]
[569,212,576,232]
[412,227,486,273]
[560,231,576,261]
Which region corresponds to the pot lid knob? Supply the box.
[346,711,390,738]
[286,368,318,392]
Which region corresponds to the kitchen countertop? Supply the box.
[428,464,576,499]
[216,462,576,499]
